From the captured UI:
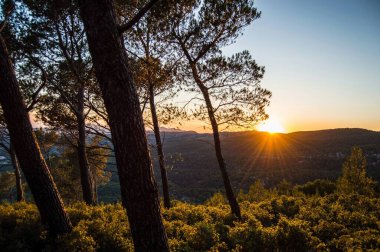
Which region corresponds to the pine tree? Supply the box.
[0,33,72,235]
[337,147,375,196]
[78,0,169,250]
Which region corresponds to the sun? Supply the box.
[257,117,286,134]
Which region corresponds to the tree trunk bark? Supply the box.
[190,62,241,219]
[76,84,96,205]
[78,1,169,251]
[10,142,24,202]
[203,90,242,219]
[149,84,171,209]
[0,35,72,235]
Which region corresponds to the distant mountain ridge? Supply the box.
[2,128,378,202]
[98,128,380,202]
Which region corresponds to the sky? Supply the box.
[217,0,380,133]
[29,1,380,133]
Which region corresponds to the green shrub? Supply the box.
[331,230,380,251]
[0,202,45,251]
[206,192,226,206]
[0,181,378,251]
[275,217,319,251]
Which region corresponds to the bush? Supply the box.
[275,217,319,251]
[0,181,378,251]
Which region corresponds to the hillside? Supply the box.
[99,128,380,202]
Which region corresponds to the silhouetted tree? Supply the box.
[131,57,176,209]
[0,18,72,236]
[168,0,269,219]
[78,0,168,250]
[34,129,111,203]
[15,2,98,205]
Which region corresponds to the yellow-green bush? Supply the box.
[0,190,379,251]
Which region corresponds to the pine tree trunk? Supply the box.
[203,92,242,219]
[77,85,96,205]
[0,35,72,235]
[77,114,96,204]
[189,63,241,219]
[149,84,171,209]
[78,1,169,251]
[10,142,24,202]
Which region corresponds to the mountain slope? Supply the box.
[99,128,380,202]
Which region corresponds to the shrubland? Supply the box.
[0,180,379,251]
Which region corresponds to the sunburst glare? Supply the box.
[257,117,286,134]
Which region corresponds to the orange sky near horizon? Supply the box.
[174,118,380,134]
[30,110,380,134]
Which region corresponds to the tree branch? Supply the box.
[0,2,15,33]
[86,125,112,142]
[26,56,48,111]
[54,22,84,85]
[118,0,160,34]
[53,83,78,114]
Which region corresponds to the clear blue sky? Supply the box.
[223,0,380,132]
